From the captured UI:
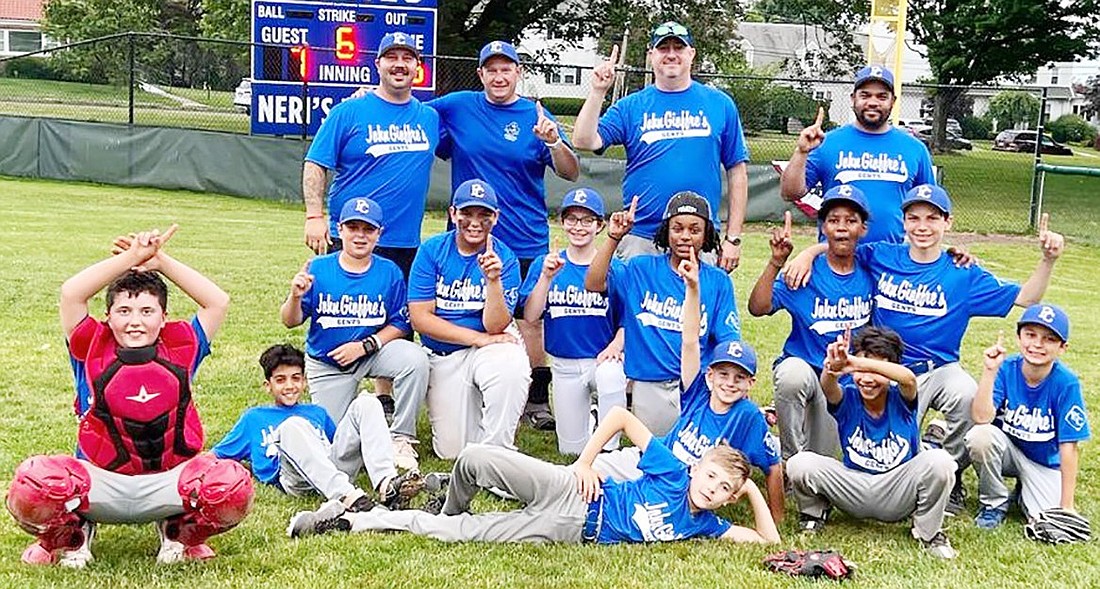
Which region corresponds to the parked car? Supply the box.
[908,125,973,151]
[992,130,1073,155]
[922,117,962,135]
[233,78,252,114]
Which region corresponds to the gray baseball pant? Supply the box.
[916,363,976,470]
[305,339,429,439]
[631,379,680,437]
[592,447,644,482]
[786,449,957,542]
[549,356,627,455]
[276,394,397,498]
[773,356,840,461]
[343,444,587,543]
[426,333,531,460]
[965,424,1061,520]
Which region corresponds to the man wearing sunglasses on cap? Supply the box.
[573,21,750,272]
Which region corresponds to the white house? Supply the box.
[0,0,50,57]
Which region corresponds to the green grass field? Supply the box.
[0,176,1097,588]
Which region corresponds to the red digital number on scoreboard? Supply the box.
[335,25,356,61]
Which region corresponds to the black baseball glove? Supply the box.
[764,549,854,580]
[1025,508,1091,544]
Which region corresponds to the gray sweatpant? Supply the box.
[631,380,680,437]
[276,395,397,498]
[965,424,1061,520]
[305,339,429,438]
[773,356,840,461]
[786,449,956,542]
[343,444,588,543]
[916,363,976,469]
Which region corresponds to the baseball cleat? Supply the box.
[380,470,426,510]
[287,498,350,538]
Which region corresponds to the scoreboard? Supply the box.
[249,0,437,136]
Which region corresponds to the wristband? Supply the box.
[608,233,623,242]
[361,335,381,357]
[306,214,324,220]
[545,137,564,150]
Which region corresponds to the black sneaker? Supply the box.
[798,512,827,533]
[945,475,966,516]
[917,530,958,559]
[378,394,396,423]
[380,471,425,510]
[339,489,375,513]
[287,499,351,538]
[524,406,556,431]
[421,494,446,515]
[423,472,451,494]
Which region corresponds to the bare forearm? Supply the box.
[747,264,780,316]
[578,406,651,468]
[820,371,843,405]
[779,149,809,202]
[156,254,230,337]
[374,324,408,345]
[584,238,617,292]
[745,482,781,543]
[280,295,305,327]
[410,306,488,347]
[1016,258,1055,306]
[481,281,512,334]
[523,276,552,323]
[680,283,701,386]
[848,356,917,398]
[303,162,327,216]
[551,146,580,181]
[724,164,748,237]
[972,369,998,424]
[765,465,785,524]
[60,250,146,333]
[571,92,605,151]
[1059,443,1079,509]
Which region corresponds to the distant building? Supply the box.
[0,0,50,57]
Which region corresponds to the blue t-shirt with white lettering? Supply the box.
[305,92,439,248]
[299,252,411,367]
[519,251,622,359]
[597,438,731,544]
[408,231,521,354]
[858,242,1020,365]
[770,256,873,370]
[609,254,740,382]
[429,92,569,258]
[992,356,1091,468]
[597,82,749,239]
[805,125,936,244]
[212,404,336,485]
[663,373,781,472]
[829,377,919,474]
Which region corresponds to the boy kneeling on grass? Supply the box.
[287,407,780,545]
[786,327,959,559]
[966,303,1090,529]
[213,344,430,512]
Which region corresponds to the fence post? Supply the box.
[128,33,135,126]
[1027,87,1048,231]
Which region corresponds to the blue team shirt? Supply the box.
[805,125,936,244]
[663,373,781,472]
[597,439,731,544]
[992,356,1091,468]
[305,93,439,248]
[597,82,750,239]
[858,242,1020,365]
[408,231,521,354]
[71,316,210,416]
[299,252,411,367]
[519,252,622,359]
[212,404,336,485]
[429,92,570,258]
[829,377,919,474]
[770,256,873,370]
[609,254,740,381]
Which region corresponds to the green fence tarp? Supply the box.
[1,116,799,222]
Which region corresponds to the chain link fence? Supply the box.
[2,32,1096,236]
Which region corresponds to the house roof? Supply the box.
[0,0,44,21]
[735,22,835,68]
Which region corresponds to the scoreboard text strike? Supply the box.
[250,0,438,136]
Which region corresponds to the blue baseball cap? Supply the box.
[854,65,895,93]
[452,179,499,212]
[560,188,605,217]
[902,184,952,216]
[1018,303,1070,342]
[339,197,384,228]
[377,31,420,59]
[818,184,870,221]
[479,40,520,67]
[650,21,694,48]
[709,340,757,376]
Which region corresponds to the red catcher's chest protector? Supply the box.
[78,322,204,474]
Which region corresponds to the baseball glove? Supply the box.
[1025,508,1091,544]
[764,549,854,580]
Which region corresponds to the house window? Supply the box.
[813,89,828,101]
[9,31,43,53]
[1051,72,1059,85]
[544,67,580,86]
[1073,104,1082,115]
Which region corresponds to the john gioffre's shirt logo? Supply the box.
[365,123,431,157]
[546,284,608,318]
[874,273,947,317]
[1000,403,1055,442]
[846,425,909,472]
[833,152,910,183]
[636,291,709,333]
[315,293,388,329]
[639,110,712,144]
[631,501,682,542]
[810,296,872,334]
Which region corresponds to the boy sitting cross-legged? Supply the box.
[786,327,959,559]
[287,406,781,545]
[213,344,428,512]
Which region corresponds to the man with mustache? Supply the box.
[779,66,936,244]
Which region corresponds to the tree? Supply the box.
[749,0,867,77]
[1047,114,1097,145]
[1081,76,1100,121]
[987,91,1040,132]
[907,0,1100,150]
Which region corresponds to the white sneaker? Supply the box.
[58,521,95,569]
[155,520,215,564]
[392,435,420,472]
